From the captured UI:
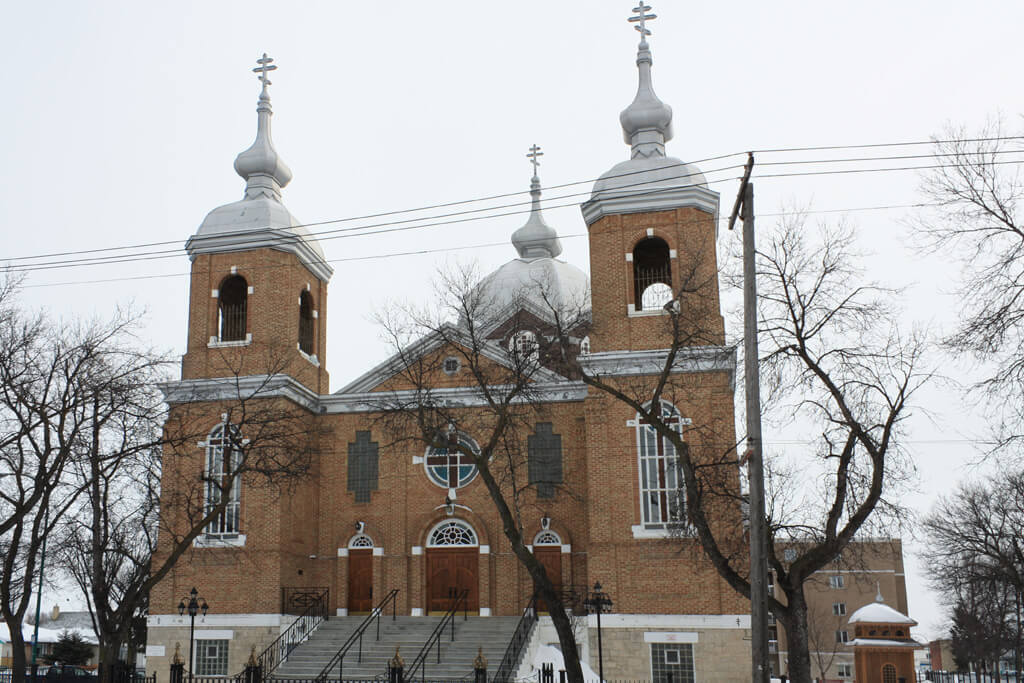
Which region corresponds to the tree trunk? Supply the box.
[9,628,28,683]
[779,587,813,683]
[98,639,124,683]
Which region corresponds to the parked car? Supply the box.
[30,665,97,683]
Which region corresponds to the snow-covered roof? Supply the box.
[0,624,65,645]
[848,601,917,625]
[849,638,925,649]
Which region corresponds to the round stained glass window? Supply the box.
[424,432,479,489]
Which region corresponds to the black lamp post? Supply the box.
[583,581,612,683]
[178,587,209,683]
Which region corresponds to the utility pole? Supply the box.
[729,153,769,683]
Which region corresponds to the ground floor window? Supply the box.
[195,639,229,676]
[650,643,694,683]
[837,662,853,678]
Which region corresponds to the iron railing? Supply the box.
[404,589,469,682]
[315,588,399,683]
[924,672,1022,683]
[281,587,330,615]
[246,587,328,677]
[492,593,539,683]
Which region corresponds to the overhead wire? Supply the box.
[6,133,1024,267]
[8,136,1024,277]
[23,201,948,289]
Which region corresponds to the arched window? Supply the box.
[424,431,479,489]
[205,422,242,537]
[348,533,374,548]
[579,336,591,356]
[635,400,686,529]
[427,519,478,547]
[632,237,672,311]
[533,530,562,546]
[298,290,314,354]
[509,330,539,362]
[219,275,248,342]
[881,664,897,683]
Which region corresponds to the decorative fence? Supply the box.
[923,672,1022,683]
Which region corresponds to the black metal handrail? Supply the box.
[492,593,539,683]
[247,588,329,676]
[316,588,400,683]
[404,589,469,682]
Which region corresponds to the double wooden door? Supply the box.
[425,548,479,613]
[533,547,562,612]
[348,549,373,614]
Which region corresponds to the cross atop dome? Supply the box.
[526,144,544,177]
[253,53,277,91]
[628,3,657,41]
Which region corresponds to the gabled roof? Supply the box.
[336,322,566,395]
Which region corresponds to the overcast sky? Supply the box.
[4,1,1024,640]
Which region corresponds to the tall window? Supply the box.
[425,431,479,489]
[298,290,314,354]
[881,664,896,683]
[633,237,672,310]
[219,275,248,341]
[205,423,241,537]
[636,401,686,529]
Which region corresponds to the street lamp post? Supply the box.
[178,588,209,683]
[583,581,612,683]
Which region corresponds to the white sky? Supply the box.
[5,1,1024,642]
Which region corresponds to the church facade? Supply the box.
[145,9,751,682]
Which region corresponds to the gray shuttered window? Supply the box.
[347,431,379,503]
[528,423,563,499]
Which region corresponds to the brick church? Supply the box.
[146,7,751,681]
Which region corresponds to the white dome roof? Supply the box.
[476,256,590,317]
[592,155,708,199]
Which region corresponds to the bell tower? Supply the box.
[180,55,332,393]
[580,7,724,353]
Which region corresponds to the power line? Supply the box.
[752,135,1024,155]
[9,144,1024,274]
[23,201,945,289]
[7,133,1024,267]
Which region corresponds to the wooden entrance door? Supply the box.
[534,547,562,612]
[348,549,373,613]
[426,548,479,613]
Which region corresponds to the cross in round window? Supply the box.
[425,431,479,489]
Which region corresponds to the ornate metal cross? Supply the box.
[253,53,277,87]
[629,3,657,37]
[527,144,544,175]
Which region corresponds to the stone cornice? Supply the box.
[580,345,736,387]
[185,227,334,283]
[580,184,721,231]
[158,374,319,412]
[158,374,588,414]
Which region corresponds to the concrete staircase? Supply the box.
[272,615,523,681]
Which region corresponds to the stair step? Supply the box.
[272,616,524,680]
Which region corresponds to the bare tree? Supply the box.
[0,275,172,683]
[372,264,588,683]
[55,344,322,683]
[921,471,1024,676]
[547,218,928,683]
[914,121,1024,457]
